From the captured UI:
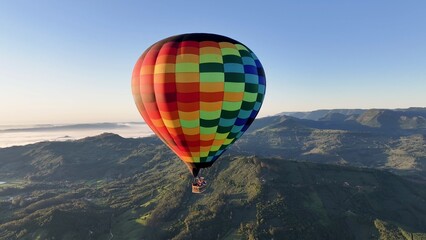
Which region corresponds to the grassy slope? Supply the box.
[0,113,425,240]
[234,116,426,177]
[1,150,426,239]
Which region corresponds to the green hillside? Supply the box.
[235,115,426,180]
[1,133,426,239]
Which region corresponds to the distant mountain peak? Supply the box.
[319,112,347,122]
[278,109,366,121]
[266,116,309,131]
[356,109,426,129]
[79,132,125,142]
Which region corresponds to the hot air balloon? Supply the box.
[131,33,266,193]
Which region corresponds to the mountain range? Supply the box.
[280,107,426,123]
[237,108,426,181]
[0,108,425,239]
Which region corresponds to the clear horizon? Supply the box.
[1,1,425,124]
[0,106,424,126]
[1,106,424,148]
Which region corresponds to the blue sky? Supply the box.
[1,1,425,124]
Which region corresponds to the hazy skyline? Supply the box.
[1,1,425,124]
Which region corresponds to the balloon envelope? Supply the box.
[131,33,266,176]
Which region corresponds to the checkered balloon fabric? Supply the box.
[132,33,266,169]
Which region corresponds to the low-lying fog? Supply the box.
[0,122,153,148]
